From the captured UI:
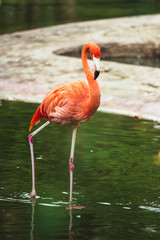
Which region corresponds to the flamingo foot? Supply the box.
[30,190,36,198]
[68,230,74,238]
[66,205,85,210]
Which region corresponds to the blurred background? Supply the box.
[0,0,160,35]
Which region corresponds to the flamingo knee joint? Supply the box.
[28,133,34,144]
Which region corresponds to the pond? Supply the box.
[104,56,160,68]
[1,100,160,239]
[0,0,160,35]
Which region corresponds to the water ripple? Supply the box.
[139,205,160,213]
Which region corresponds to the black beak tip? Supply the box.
[94,70,100,80]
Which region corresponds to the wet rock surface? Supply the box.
[0,14,160,121]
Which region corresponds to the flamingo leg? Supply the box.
[28,121,50,197]
[69,127,77,205]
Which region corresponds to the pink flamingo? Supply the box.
[28,42,101,206]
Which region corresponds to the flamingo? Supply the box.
[28,42,101,206]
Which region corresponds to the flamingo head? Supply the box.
[90,44,101,80]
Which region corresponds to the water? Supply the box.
[0,0,160,35]
[104,56,160,68]
[1,100,160,239]
[55,48,160,68]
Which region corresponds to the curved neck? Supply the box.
[81,43,94,82]
[81,43,101,112]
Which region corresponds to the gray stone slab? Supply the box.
[0,14,160,121]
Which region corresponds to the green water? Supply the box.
[104,56,160,68]
[1,100,160,239]
[0,0,160,34]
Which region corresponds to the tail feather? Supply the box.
[29,105,42,131]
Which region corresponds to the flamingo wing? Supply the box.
[42,80,90,125]
[29,80,90,130]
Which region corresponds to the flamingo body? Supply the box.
[29,43,101,130]
[30,79,100,130]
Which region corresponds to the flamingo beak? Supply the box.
[93,55,100,80]
[94,70,100,80]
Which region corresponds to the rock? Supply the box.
[0,14,160,121]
